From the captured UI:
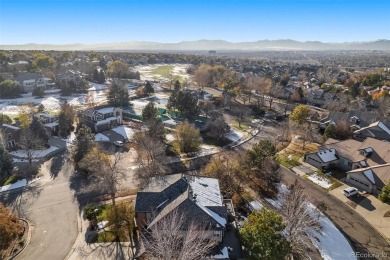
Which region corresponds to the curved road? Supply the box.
[0,158,78,260]
[280,167,390,256]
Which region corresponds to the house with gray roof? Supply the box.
[135,174,228,243]
[347,163,390,194]
[14,72,55,92]
[79,106,123,133]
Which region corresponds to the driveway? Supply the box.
[0,155,78,260]
[280,167,390,256]
[330,184,390,240]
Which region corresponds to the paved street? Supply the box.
[280,167,390,256]
[0,156,78,260]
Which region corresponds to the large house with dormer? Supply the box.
[15,73,55,92]
[305,137,390,194]
[79,106,123,132]
[135,174,228,242]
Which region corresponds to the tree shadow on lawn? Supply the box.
[69,172,107,214]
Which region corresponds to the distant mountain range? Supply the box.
[1,39,389,51]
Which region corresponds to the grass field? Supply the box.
[151,65,175,78]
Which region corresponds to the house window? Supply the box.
[213,231,221,238]
[347,161,353,167]
[7,133,12,140]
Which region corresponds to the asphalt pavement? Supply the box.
[280,167,390,256]
[0,157,78,260]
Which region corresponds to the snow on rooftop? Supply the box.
[95,117,118,126]
[378,122,390,136]
[188,176,223,207]
[212,247,229,259]
[95,133,109,142]
[97,107,115,114]
[363,169,375,184]
[364,147,373,153]
[317,148,337,163]
[359,161,367,166]
[112,126,135,140]
[201,206,226,227]
[10,146,59,158]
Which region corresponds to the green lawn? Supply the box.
[277,153,301,169]
[151,65,175,78]
[232,124,250,131]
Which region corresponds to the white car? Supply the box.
[342,187,358,197]
[114,141,124,147]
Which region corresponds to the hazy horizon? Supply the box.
[1,0,389,45]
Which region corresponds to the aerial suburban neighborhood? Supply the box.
[1,0,390,260]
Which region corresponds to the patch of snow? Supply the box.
[306,204,356,260]
[95,133,109,142]
[307,173,332,189]
[249,200,263,211]
[10,146,59,158]
[212,247,229,259]
[267,184,356,260]
[166,133,175,142]
[0,179,27,193]
[97,221,108,230]
[13,158,39,163]
[224,128,244,142]
[112,126,135,140]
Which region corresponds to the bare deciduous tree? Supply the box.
[142,209,218,260]
[280,181,322,259]
[231,106,251,128]
[133,133,167,183]
[18,129,45,177]
[79,148,126,206]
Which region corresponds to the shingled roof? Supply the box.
[135,174,227,229]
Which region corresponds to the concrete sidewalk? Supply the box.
[330,184,390,240]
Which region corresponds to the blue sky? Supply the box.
[0,0,389,44]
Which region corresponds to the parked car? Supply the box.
[114,141,124,147]
[342,187,358,197]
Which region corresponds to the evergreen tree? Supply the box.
[32,86,45,98]
[144,81,154,95]
[240,208,291,259]
[0,137,13,180]
[93,68,99,82]
[142,101,159,122]
[74,125,95,163]
[98,69,106,84]
[37,104,45,113]
[174,80,181,91]
[142,101,164,139]
[29,117,49,145]
[58,101,74,137]
[107,84,130,107]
